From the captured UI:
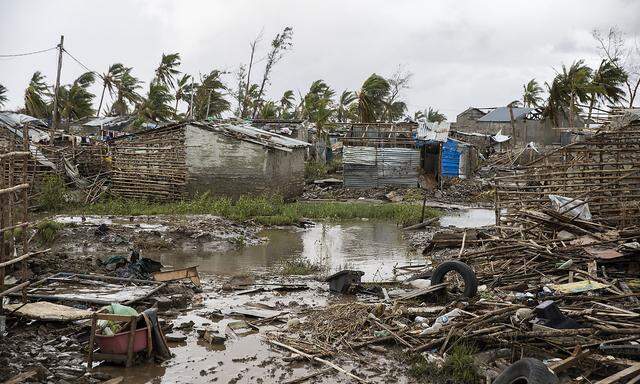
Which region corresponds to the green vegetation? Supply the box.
[72,194,439,227]
[408,343,482,384]
[36,220,63,245]
[304,159,342,181]
[281,258,326,276]
[36,174,67,211]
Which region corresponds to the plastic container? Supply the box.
[96,327,148,354]
[325,270,364,293]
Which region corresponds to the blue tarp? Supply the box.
[441,139,461,177]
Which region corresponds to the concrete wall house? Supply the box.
[108,121,310,201]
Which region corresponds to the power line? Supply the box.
[0,46,57,58]
[62,48,101,78]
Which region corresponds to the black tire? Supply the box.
[430,260,478,298]
[493,358,558,384]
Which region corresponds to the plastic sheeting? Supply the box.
[549,194,592,220]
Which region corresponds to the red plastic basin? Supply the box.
[96,327,148,354]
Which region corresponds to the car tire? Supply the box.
[430,260,478,298]
[493,358,559,384]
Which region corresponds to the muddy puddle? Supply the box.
[145,220,420,281]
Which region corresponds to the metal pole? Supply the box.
[52,35,64,142]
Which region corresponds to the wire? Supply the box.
[62,48,101,77]
[0,46,57,58]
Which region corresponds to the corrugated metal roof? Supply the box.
[477,107,533,122]
[0,112,47,128]
[416,121,450,142]
[343,146,420,188]
[209,123,310,149]
[83,116,133,128]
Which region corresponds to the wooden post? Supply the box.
[126,317,137,367]
[87,313,97,369]
[21,125,29,302]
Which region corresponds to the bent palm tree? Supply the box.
[56,72,97,121]
[523,79,543,108]
[587,59,628,121]
[425,107,447,123]
[111,68,143,116]
[137,83,175,122]
[0,84,7,108]
[357,74,390,122]
[154,53,181,89]
[336,90,356,122]
[193,70,230,120]
[97,63,125,116]
[24,71,50,118]
[174,74,192,116]
[279,90,295,118]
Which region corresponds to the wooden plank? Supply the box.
[595,364,640,384]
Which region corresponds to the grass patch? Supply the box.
[408,343,482,384]
[281,258,326,276]
[36,174,67,211]
[36,220,64,245]
[71,194,439,227]
[305,162,327,181]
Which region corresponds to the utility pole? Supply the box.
[206,89,213,120]
[52,35,64,142]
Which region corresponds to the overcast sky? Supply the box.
[1,0,639,119]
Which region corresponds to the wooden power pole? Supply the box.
[52,35,64,142]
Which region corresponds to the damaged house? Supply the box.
[342,123,421,188]
[108,121,310,201]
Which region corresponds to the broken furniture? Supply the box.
[326,270,364,293]
[153,265,201,288]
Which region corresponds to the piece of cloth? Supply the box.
[142,308,172,361]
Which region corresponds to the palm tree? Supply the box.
[279,90,295,118]
[587,59,628,121]
[559,60,593,127]
[173,74,192,116]
[413,110,425,121]
[357,74,390,122]
[55,72,97,122]
[384,100,407,121]
[523,79,543,108]
[137,83,175,122]
[0,84,7,108]
[336,90,357,122]
[193,70,230,120]
[0,84,8,109]
[24,71,50,118]
[153,53,181,89]
[111,68,143,116]
[96,63,125,116]
[425,107,447,123]
[303,80,335,129]
[259,101,278,119]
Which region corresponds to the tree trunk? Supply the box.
[97,83,107,117]
[587,93,596,124]
[242,41,257,118]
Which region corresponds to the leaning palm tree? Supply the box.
[96,63,125,116]
[413,110,425,121]
[0,83,8,108]
[587,59,628,121]
[279,90,295,118]
[173,74,192,116]
[357,74,390,122]
[522,79,544,108]
[193,70,230,120]
[137,83,175,122]
[559,60,593,127]
[336,90,357,122]
[425,107,447,123]
[24,71,50,118]
[259,101,278,119]
[55,72,97,122]
[111,68,143,116]
[153,53,181,89]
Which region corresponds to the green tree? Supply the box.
[0,83,7,108]
[55,72,97,121]
[544,60,593,127]
[259,101,278,119]
[382,68,411,121]
[587,59,628,121]
[137,83,175,122]
[522,79,544,108]
[174,74,193,116]
[413,110,425,121]
[336,90,357,122]
[193,70,230,120]
[303,80,335,129]
[279,90,295,119]
[111,68,143,116]
[96,63,126,116]
[251,27,294,118]
[357,74,390,122]
[24,71,51,118]
[425,107,447,123]
[153,53,181,89]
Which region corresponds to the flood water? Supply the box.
[148,220,420,281]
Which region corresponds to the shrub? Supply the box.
[36,174,67,211]
[36,220,63,244]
